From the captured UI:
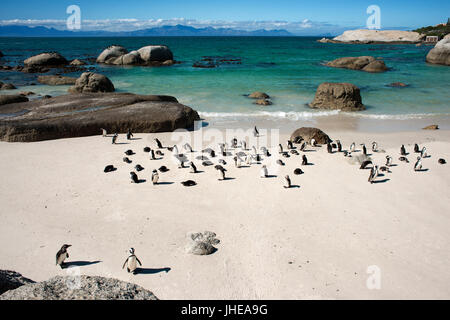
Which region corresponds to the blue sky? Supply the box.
[0,0,448,34]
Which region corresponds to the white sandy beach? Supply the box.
[0,122,449,299]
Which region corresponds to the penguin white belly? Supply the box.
[128,257,137,272]
[57,253,68,265]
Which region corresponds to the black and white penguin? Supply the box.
[368,165,378,184]
[400,145,407,156]
[282,152,290,158]
[156,150,164,156]
[337,140,342,152]
[278,144,283,154]
[150,149,156,160]
[219,159,227,165]
[241,140,247,151]
[159,166,170,173]
[360,160,373,169]
[385,155,393,167]
[302,155,308,166]
[215,165,227,180]
[126,129,133,140]
[283,175,292,189]
[350,142,356,152]
[202,160,214,166]
[152,170,159,185]
[438,158,446,164]
[379,166,391,173]
[361,144,367,156]
[130,172,139,183]
[290,150,299,155]
[414,157,422,172]
[231,138,238,149]
[327,143,333,154]
[420,147,427,158]
[399,156,409,163]
[253,126,260,137]
[101,128,107,137]
[104,165,116,173]
[287,140,294,150]
[122,248,142,274]
[181,180,197,187]
[300,142,307,151]
[135,164,144,172]
[294,168,304,175]
[260,165,268,178]
[143,147,151,153]
[233,156,241,168]
[123,157,132,164]
[372,142,378,152]
[125,150,134,156]
[112,133,118,144]
[190,162,198,173]
[277,159,285,166]
[155,138,163,149]
[184,143,193,153]
[56,244,71,269]
[174,154,188,168]
[414,143,420,153]
[310,138,317,147]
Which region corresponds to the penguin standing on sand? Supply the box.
[310,139,317,147]
[372,142,378,152]
[253,126,260,137]
[190,162,198,173]
[215,165,227,181]
[241,140,247,151]
[278,144,283,154]
[300,142,307,151]
[414,157,422,171]
[361,144,367,156]
[386,156,392,167]
[400,145,407,156]
[101,128,107,137]
[414,143,420,153]
[337,140,342,152]
[327,143,333,154]
[130,172,139,183]
[420,147,427,158]
[155,138,163,149]
[302,155,308,166]
[368,166,378,184]
[260,165,269,178]
[287,140,294,150]
[350,142,356,152]
[122,248,142,275]
[56,244,71,269]
[152,170,159,185]
[150,149,156,160]
[283,175,292,189]
[112,133,118,144]
[126,129,133,140]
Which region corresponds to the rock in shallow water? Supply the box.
[326,56,388,73]
[0,92,200,142]
[68,72,115,93]
[0,275,158,300]
[426,38,450,66]
[38,75,77,86]
[309,82,365,111]
[24,52,68,67]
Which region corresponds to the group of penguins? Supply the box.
[56,245,143,274]
[103,126,447,188]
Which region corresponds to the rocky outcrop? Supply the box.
[326,56,388,73]
[0,82,16,90]
[0,275,158,300]
[254,99,272,106]
[290,127,331,145]
[426,38,450,66]
[309,82,365,111]
[38,75,77,86]
[24,52,68,67]
[70,59,86,66]
[96,45,129,63]
[0,92,200,142]
[249,92,270,99]
[68,72,115,93]
[333,30,423,43]
[423,124,439,130]
[0,270,35,295]
[97,45,174,66]
[186,231,220,255]
[0,95,29,106]
[388,82,408,87]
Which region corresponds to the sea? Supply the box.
[0,36,449,128]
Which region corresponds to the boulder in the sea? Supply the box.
[186,231,220,255]
[68,72,115,93]
[332,29,422,43]
[0,92,200,142]
[0,270,35,295]
[310,82,365,111]
[24,52,68,67]
[96,45,128,64]
[254,99,273,106]
[426,38,450,66]
[0,275,158,300]
[70,59,86,66]
[0,82,16,90]
[249,91,270,99]
[290,127,331,145]
[137,45,174,63]
[38,75,77,86]
[317,38,333,43]
[0,95,29,106]
[388,82,409,88]
[423,124,439,130]
[326,56,388,73]
[112,51,143,66]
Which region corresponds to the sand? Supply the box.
[0,123,449,300]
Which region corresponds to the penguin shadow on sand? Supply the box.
[64,260,102,268]
[265,174,278,178]
[372,178,390,184]
[135,267,171,275]
[114,142,130,145]
[155,181,175,185]
[128,137,142,141]
[134,179,147,184]
[415,168,429,172]
[219,177,236,181]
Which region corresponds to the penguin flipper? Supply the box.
[136,258,142,266]
[122,259,128,269]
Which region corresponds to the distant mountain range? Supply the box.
[0,24,294,37]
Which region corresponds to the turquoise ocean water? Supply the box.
[0,37,449,123]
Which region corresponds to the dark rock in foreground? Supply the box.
[310,82,365,111]
[290,127,331,145]
[326,56,388,73]
[24,52,68,67]
[0,93,200,142]
[0,270,35,295]
[0,94,29,106]
[0,275,158,300]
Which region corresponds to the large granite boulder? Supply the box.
[426,38,450,66]
[248,91,270,99]
[290,127,331,145]
[327,56,388,73]
[24,52,68,67]
[0,92,200,142]
[38,75,77,85]
[69,72,115,93]
[0,270,35,295]
[310,82,365,111]
[0,275,158,300]
[112,51,143,65]
[332,29,422,43]
[70,59,86,66]
[137,45,173,63]
[0,95,29,106]
[96,45,128,64]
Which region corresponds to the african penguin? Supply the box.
[56,244,71,269]
[122,248,142,274]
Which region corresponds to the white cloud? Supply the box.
[0,18,352,35]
